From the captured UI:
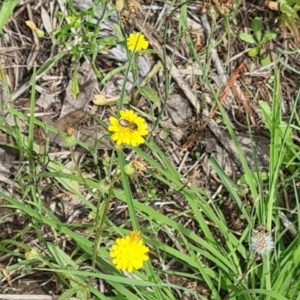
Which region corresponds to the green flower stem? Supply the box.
[117,150,166,300]
[117,150,139,230]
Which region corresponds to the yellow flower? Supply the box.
[108,109,148,147]
[110,231,149,272]
[25,20,44,38]
[127,33,149,53]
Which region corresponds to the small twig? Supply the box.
[201,13,255,125]
[208,63,245,119]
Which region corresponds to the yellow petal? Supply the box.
[25,20,37,31]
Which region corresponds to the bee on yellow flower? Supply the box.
[108,109,148,147]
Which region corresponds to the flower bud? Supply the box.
[124,162,135,176]
[25,247,40,260]
[99,179,110,194]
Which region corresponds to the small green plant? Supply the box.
[259,100,300,172]
[239,17,277,66]
[267,0,300,43]
[279,0,300,42]
[53,4,117,98]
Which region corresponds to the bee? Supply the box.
[119,119,138,131]
[253,225,270,236]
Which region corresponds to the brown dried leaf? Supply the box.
[265,0,279,10]
[205,134,269,176]
[158,94,193,142]
[54,110,88,132]
[0,263,12,287]
[167,94,193,126]
[25,20,37,31]
[36,90,55,110]
[93,94,119,106]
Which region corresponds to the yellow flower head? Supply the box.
[110,231,149,272]
[108,109,148,147]
[127,33,149,53]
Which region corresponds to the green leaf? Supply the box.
[139,86,161,109]
[239,32,256,44]
[47,243,88,299]
[238,171,269,186]
[58,287,83,300]
[280,3,299,18]
[248,47,259,57]
[259,100,294,145]
[252,17,263,41]
[259,100,272,129]
[281,0,297,6]
[261,31,277,43]
[261,56,272,66]
[37,51,68,76]
[294,3,300,11]
[47,243,78,269]
[235,289,290,299]
[71,70,79,99]
[280,14,299,41]
[293,244,300,265]
[0,0,18,34]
